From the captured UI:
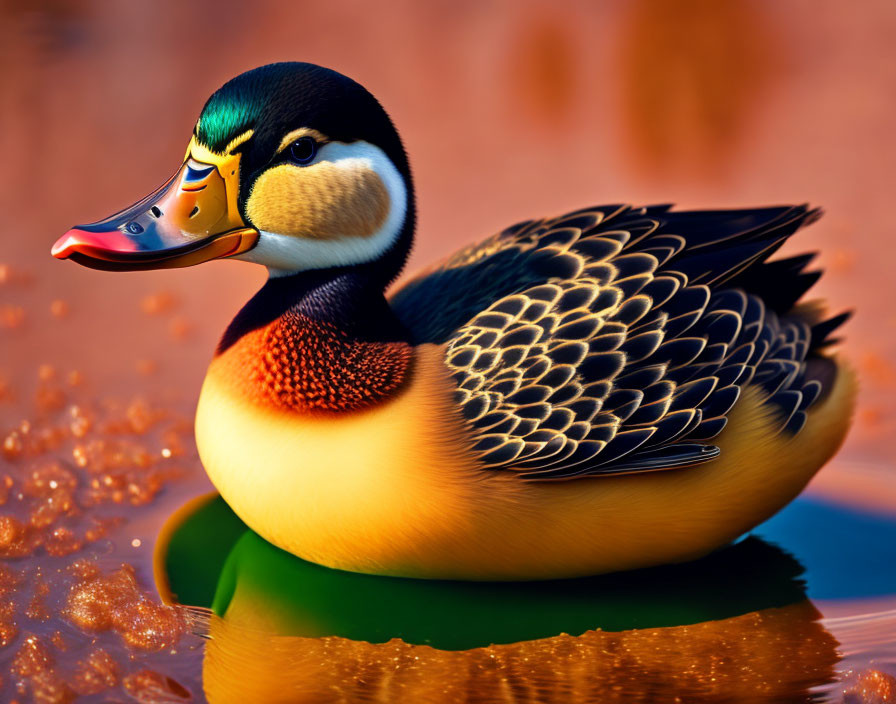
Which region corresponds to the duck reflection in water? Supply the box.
[155,494,839,704]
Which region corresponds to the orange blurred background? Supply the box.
[1,0,894,467]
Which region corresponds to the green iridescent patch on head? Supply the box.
[196,90,263,153]
[195,63,306,152]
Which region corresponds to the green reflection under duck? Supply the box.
[156,493,811,650]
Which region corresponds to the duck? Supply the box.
[52,62,855,581]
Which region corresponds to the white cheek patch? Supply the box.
[238,141,408,276]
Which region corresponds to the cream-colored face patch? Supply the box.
[246,159,390,240]
[236,140,408,275]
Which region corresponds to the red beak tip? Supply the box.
[51,227,141,260]
[51,232,79,259]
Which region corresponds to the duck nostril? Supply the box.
[149,206,162,218]
[125,221,144,235]
[189,206,199,219]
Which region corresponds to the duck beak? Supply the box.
[52,150,258,271]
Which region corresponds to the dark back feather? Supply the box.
[391,204,847,480]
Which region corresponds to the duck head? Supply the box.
[52,62,414,284]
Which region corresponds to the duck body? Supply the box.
[54,63,855,580]
[195,206,854,580]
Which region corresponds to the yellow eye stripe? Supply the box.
[185,129,255,163]
[275,128,329,155]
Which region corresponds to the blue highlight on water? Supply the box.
[753,495,896,601]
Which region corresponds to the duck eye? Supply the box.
[289,136,317,165]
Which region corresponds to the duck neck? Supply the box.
[215,267,413,414]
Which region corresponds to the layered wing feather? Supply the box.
[390,204,847,479]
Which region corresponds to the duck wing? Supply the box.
[390,204,848,479]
